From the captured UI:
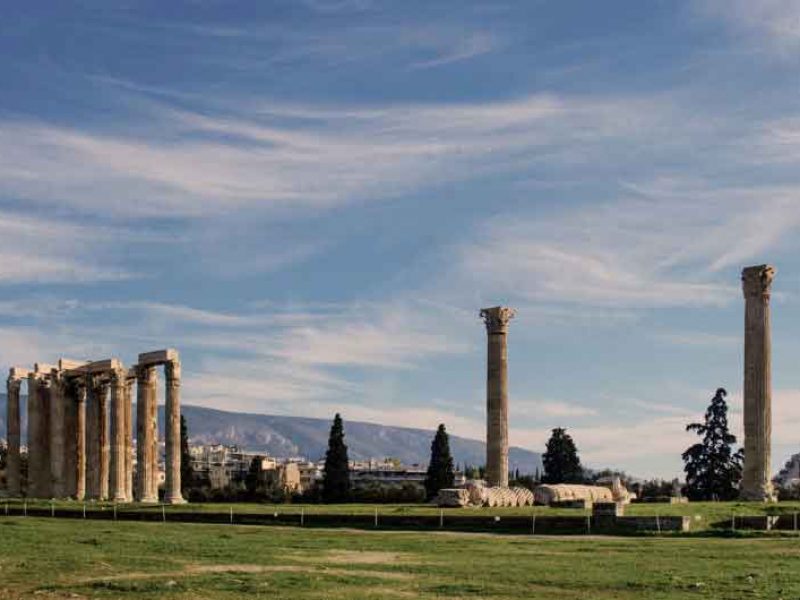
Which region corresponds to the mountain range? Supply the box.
[0,396,542,473]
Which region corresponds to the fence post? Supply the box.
[301,507,304,527]
[655,514,661,535]
[439,509,444,529]
[50,501,54,518]
[4,502,7,516]
[162,504,166,523]
[23,501,27,517]
[794,512,798,533]
[531,511,536,535]
[586,515,591,535]
[83,503,86,519]
[114,503,117,522]
[374,507,378,528]
[731,512,736,532]
[229,506,233,525]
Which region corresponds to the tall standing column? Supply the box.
[38,376,52,497]
[741,265,777,502]
[164,359,185,504]
[98,379,110,501]
[85,375,99,499]
[5,372,22,497]
[49,372,66,498]
[136,366,158,503]
[63,381,78,499]
[26,373,41,497]
[109,368,127,502]
[74,383,86,500]
[124,375,134,502]
[480,306,516,488]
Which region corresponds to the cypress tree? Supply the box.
[682,388,743,501]
[542,427,583,483]
[424,424,455,500]
[322,413,351,503]
[180,415,193,495]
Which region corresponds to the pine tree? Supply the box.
[424,424,455,500]
[180,415,193,495]
[245,456,263,498]
[682,388,743,501]
[542,428,583,484]
[322,413,351,503]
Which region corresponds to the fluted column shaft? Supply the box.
[49,374,66,497]
[741,265,776,501]
[26,374,42,497]
[136,366,158,503]
[63,381,78,498]
[86,377,110,500]
[481,306,516,488]
[124,376,134,501]
[164,360,184,504]
[109,369,127,501]
[5,376,21,497]
[74,384,86,500]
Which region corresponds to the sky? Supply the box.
[2,0,800,478]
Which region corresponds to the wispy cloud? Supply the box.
[454,186,800,309]
[699,0,800,52]
[0,91,704,218]
[0,211,133,283]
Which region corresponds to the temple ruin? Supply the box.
[4,349,184,503]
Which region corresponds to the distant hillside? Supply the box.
[0,396,541,473]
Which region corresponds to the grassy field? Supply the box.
[5,499,800,531]
[1,517,800,599]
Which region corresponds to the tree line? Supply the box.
[176,386,746,503]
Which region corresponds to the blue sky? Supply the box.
[2,0,800,478]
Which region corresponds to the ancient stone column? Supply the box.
[136,366,159,503]
[5,373,22,497]
[124,375,134,502]
[74,383,87,500]
[741,265,777,501]
[26,373,41,497]
[109,368,127,502]
[480,306,516,488]
[48,372,66,498]
[62,381,78,499]
[85,376,99,499]
[164,359,185,504]
[98,379,110,501]
[38,376,52,497]
[86,376,110,500]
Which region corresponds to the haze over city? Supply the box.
[4,1,800,479]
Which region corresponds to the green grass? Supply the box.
[2,517,800,599]
[5,499,800,531]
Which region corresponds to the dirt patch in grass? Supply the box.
[311,550,415,565]
[70,562,414,586]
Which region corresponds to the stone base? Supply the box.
[740,482,777,502]
[137,496,159,504]
[164,494,187,505]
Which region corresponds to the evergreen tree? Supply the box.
[180,415,193,495]
[542,428,583,483]
[424,424,455,500]
[245,456,263,498]
[682,388,743,501]
[322,413,351,503]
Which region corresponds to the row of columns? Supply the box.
[4,349,184,504]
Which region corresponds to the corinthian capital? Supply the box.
[480,306,517,334]
[742,264,776,299]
